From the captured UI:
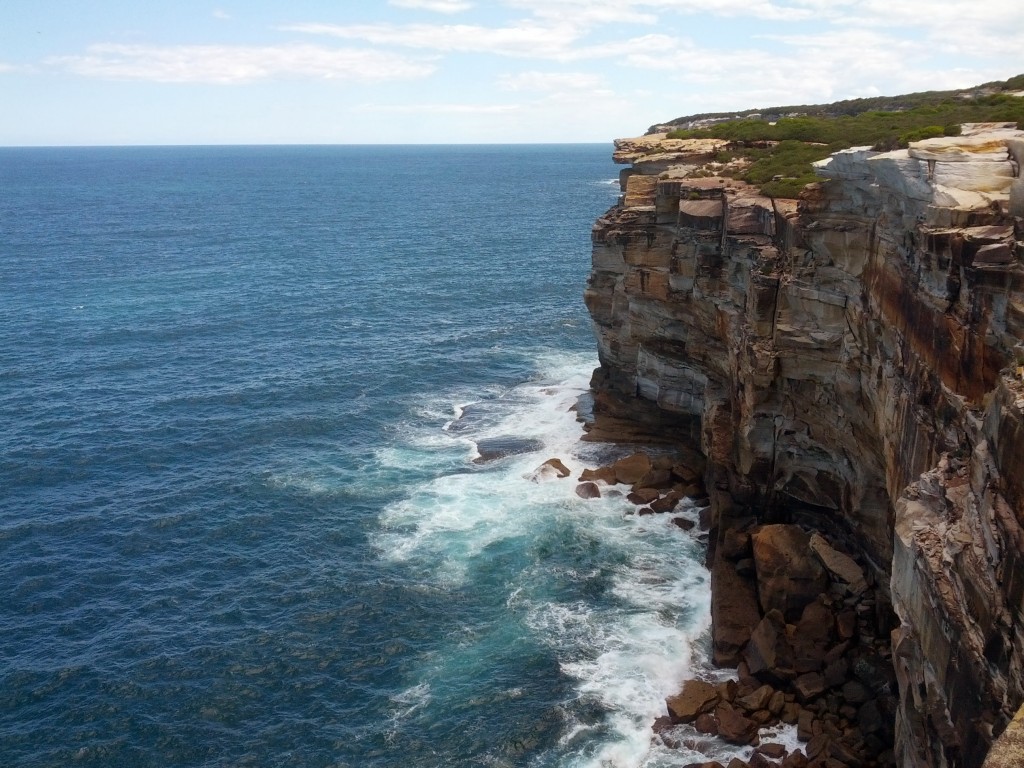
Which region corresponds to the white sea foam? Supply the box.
[373,351,756,768]
[374,356,594,580]
[384,681,433,744]
[526,501,715,768]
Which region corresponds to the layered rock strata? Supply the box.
[584,125,1024,767]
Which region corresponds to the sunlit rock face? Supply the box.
[585,123,1024,768]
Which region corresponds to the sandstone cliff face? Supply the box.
[585,126,1024,767]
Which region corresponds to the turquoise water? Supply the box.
[1,145,719,767]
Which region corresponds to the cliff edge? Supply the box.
[584,124,1024,767]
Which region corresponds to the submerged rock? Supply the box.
[473,436,543,463]
[528,457,570,481]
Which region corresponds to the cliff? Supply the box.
[583,124,1024,767]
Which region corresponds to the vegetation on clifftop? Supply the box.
[662,75,1024,199]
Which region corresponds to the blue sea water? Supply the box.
[0,145,746,767]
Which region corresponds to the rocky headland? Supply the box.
[578,122,1024,768]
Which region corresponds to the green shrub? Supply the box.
[759,176,819,199]
[898,125,946,146]
[659,76,1024,198]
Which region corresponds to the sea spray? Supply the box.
[373,355,727,766]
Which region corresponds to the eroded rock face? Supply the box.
[585,124,1024,767]
[751,525,828,621]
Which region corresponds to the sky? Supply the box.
[2,0,1023,146]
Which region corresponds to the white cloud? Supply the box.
[619,26,1010,121]
[212,9,231,20]
[683,0,813,20]
[828,0,1024,59]
[282,21,681,63]
[755,28,926,59]
[281,21,582,59]
[830,0,1022,28]
[506,0,814,24]
[49,43,436,83]
[504,0,658,26]
[388,0,475,12]
[353,102,519,114]
[565,32,678,61]
[0,62,17,73]
[498,70,604,91]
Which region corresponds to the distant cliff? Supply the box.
[584,124,1024,767]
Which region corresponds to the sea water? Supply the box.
[1,145,735,767]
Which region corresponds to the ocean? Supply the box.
[0,144,753,767]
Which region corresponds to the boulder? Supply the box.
[695,712,719,734]
[636,467,675,490]
[529,458,571,481]
[827,738,863,767]
[666,679,720,723]
[543,458,570,477]
[612,452,652,484]
[857,700,882,734]
[782,702,801,724]
[744,610,793,679]
[721,528,753,560]
[798,708,815,741]
[751,709,775,726]
[805,734,830,760]
[580,465,617,484]
[652,454,676,470]
[672,461,702,484]
[841,680,870,705]
[823,640,851,665]
[823,658,849,689]
[836,610,856,640]
[712,553,764,666]
[651,715,673,733]
[809,533,867,594]
[757,743,788,759]
[650,491,682,513]
[672,517,696,531]
[717,679,739,702]
[794,672,827,703]
[715,703,760,745]
[575,482,601,499]
[752,525,829,622]
[791,599,834,673]
[627,488,660,505]
[737,684,775,713]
